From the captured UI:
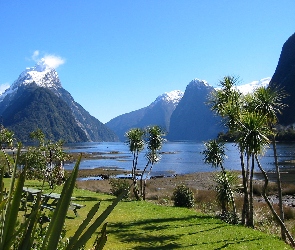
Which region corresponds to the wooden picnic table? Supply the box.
[22,187,41,202]
[41,192,84,217]
[21,187,42,210]
[22,187,85,217]
[23,187,42,195]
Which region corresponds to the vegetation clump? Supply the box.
[109,178,130,199]
[0,128,125,249]
[172,184,195,208]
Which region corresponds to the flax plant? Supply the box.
[0,144,124,250]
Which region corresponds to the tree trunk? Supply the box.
[132,152,141,200]
[240,151,248,226]
[272,134,286,240]
[247,154,255,228]
[242,152,251,226]
[255,155,295,247]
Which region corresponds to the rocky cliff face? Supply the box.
[167,79,224,141]
[0,60,118,142]
[270,33,295,125]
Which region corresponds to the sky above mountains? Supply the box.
[0,1,294,123]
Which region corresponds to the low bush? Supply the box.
[283,206,295,220]
[253,181,278,196]
[109,178,130,199]
[172,184,195,208]
[282,183,295,196]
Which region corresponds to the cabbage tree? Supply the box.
[203,139,237,220]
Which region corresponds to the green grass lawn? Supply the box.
[9,179,293,249]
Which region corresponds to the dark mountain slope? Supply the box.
[167,79,223,141]
[2,87,88,142]
[106,108,146,141]
[270,32,295,125]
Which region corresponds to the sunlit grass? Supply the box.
[4,178,292,249]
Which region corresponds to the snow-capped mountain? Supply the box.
[106,90,184,141]
[106,77,273,142]
[0,60,118,142]
[0,60,62,103]
[153,90,184,106]
[236,77,270,94]
[214,77,271,94]
[189,78,210,88]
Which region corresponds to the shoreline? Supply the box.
[74,168,295,206]
[71,166,295,184]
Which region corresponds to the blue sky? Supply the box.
[0,1,294,123]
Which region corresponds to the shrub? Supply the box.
[218,211,239,224]
[283,206,295,220]
[214,171,237,211]
[253,181,277,196]
[172,184,195,208]
[110,178,130,199]
[282,183,295,195]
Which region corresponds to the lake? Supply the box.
[64,142,295,181]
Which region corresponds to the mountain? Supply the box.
[270,32,295,125]
[236,77,270,94]
[167,79,224,141]
[106,77,269,142]
[0,60,118,142]
[106,90,183,141]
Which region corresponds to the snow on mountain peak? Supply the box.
[188,78,209,88]
[34,59,51,72]
[0,60,62,102]
[236,77,271,94]
[154,90,184,105]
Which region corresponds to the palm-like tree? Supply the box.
[209,76,242,130]
[203,140,226,171]
[203,140,237,219]
[251,85,288,239]
[125,128,145,200]
[141,126,165,200]
[237,111,271,227]
[209,76,251,225]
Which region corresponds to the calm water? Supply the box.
[64,142,295,179]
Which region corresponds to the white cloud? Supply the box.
[0,83,10,94]
[31,50,66,69]
[32,50,40,61]
[43,54,65,69]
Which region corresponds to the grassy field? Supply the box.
[15,179,292,250]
